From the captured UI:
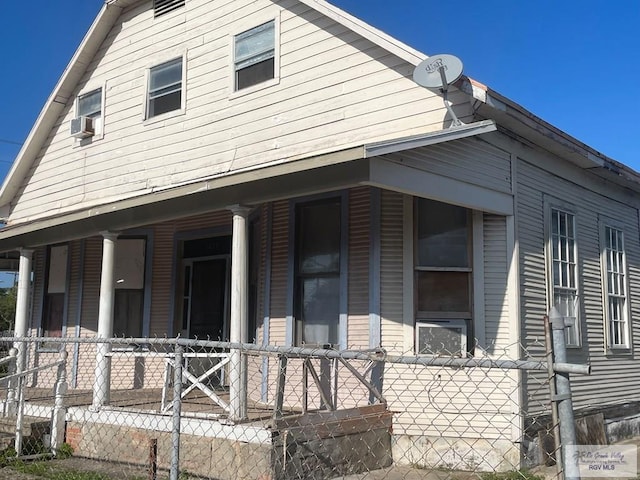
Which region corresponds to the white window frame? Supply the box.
[545,200,581,348]
[600,219,631,351]
[73,83,106,143]
[143,50,187,123]
[229,12,281,98]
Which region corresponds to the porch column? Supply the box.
[229,205,250,421]
[92,232,119,410]
[14,248,34,375]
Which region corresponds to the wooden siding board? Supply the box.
[348,187,370,348]
[517,157,640,413]
[380,190,404,353]
[9,0,460,224]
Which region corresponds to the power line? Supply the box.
[0,138,22,146]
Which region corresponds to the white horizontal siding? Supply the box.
[8,0,470,224]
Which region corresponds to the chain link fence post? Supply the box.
[550,306,581,480]
[170,343,183,480]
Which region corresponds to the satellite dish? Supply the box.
[413,54,465,128]
[413,54,464,90]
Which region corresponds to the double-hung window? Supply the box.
[147,57,183,119]
[234,21,275,91]
[550,208,580,347]
[294,199,341,347]
[415,199,472,356]
[113,238,147,338]
[602,225,629,349]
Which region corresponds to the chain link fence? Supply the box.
[0,336,583,480]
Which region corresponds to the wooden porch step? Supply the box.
[0,416,49,438]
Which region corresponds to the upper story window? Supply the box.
[72,88,103,139]
[147,57,183,119]
[234,21,275,91]
[78,89,102,119]
[549,208,580,347]
[415,199,472,356]
[602,225,630,350]
[154,0,185,17]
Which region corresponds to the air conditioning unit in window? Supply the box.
[70,116,94,139]
[416,320,468,357]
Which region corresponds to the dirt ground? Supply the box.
[0,457,150,479]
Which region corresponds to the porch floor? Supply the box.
[18,387,288,426]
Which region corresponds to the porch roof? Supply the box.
[0,123,503,252]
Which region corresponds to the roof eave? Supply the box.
[0,1,126,208]
[459,76,640,191]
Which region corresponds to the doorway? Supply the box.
[183,257,229,341]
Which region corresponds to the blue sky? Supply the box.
[0,0,638,178]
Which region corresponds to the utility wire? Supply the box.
[0,138,22,146]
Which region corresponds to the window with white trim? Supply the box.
[147,57,183,119]
[76,88,103,137]
[234,21,275,91]
[415,198,473,356]
[603,225,629,349]
[550,208,580,347]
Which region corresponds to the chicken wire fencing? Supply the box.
[0,336,584,480]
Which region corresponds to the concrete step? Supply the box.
[0,416,49,438]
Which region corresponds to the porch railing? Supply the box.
[0,347,68,456]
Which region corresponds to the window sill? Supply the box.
[143,108,186,126]
[229,77,280,100]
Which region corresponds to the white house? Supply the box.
[1,0,640,475]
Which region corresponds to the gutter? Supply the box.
[458,76,640,188]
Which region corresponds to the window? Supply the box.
[113,238,146,338]
[42,245,68,339]
[603,226,629,349]
[234,21,275,91]
[75,88,103,137]
[415,199,472,355]
[550,208,580,347]
[78,89,102,119]
[294,199,341,347]
[154,0,185,17]
[147,58,183,119]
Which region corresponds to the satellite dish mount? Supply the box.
[413,54,465,128]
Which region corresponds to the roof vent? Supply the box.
[154,0,185,17]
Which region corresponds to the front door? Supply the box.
[183,257,229,341]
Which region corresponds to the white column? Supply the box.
[92,232,118,410]
[14,248,34,375]
[229,205,250,421]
